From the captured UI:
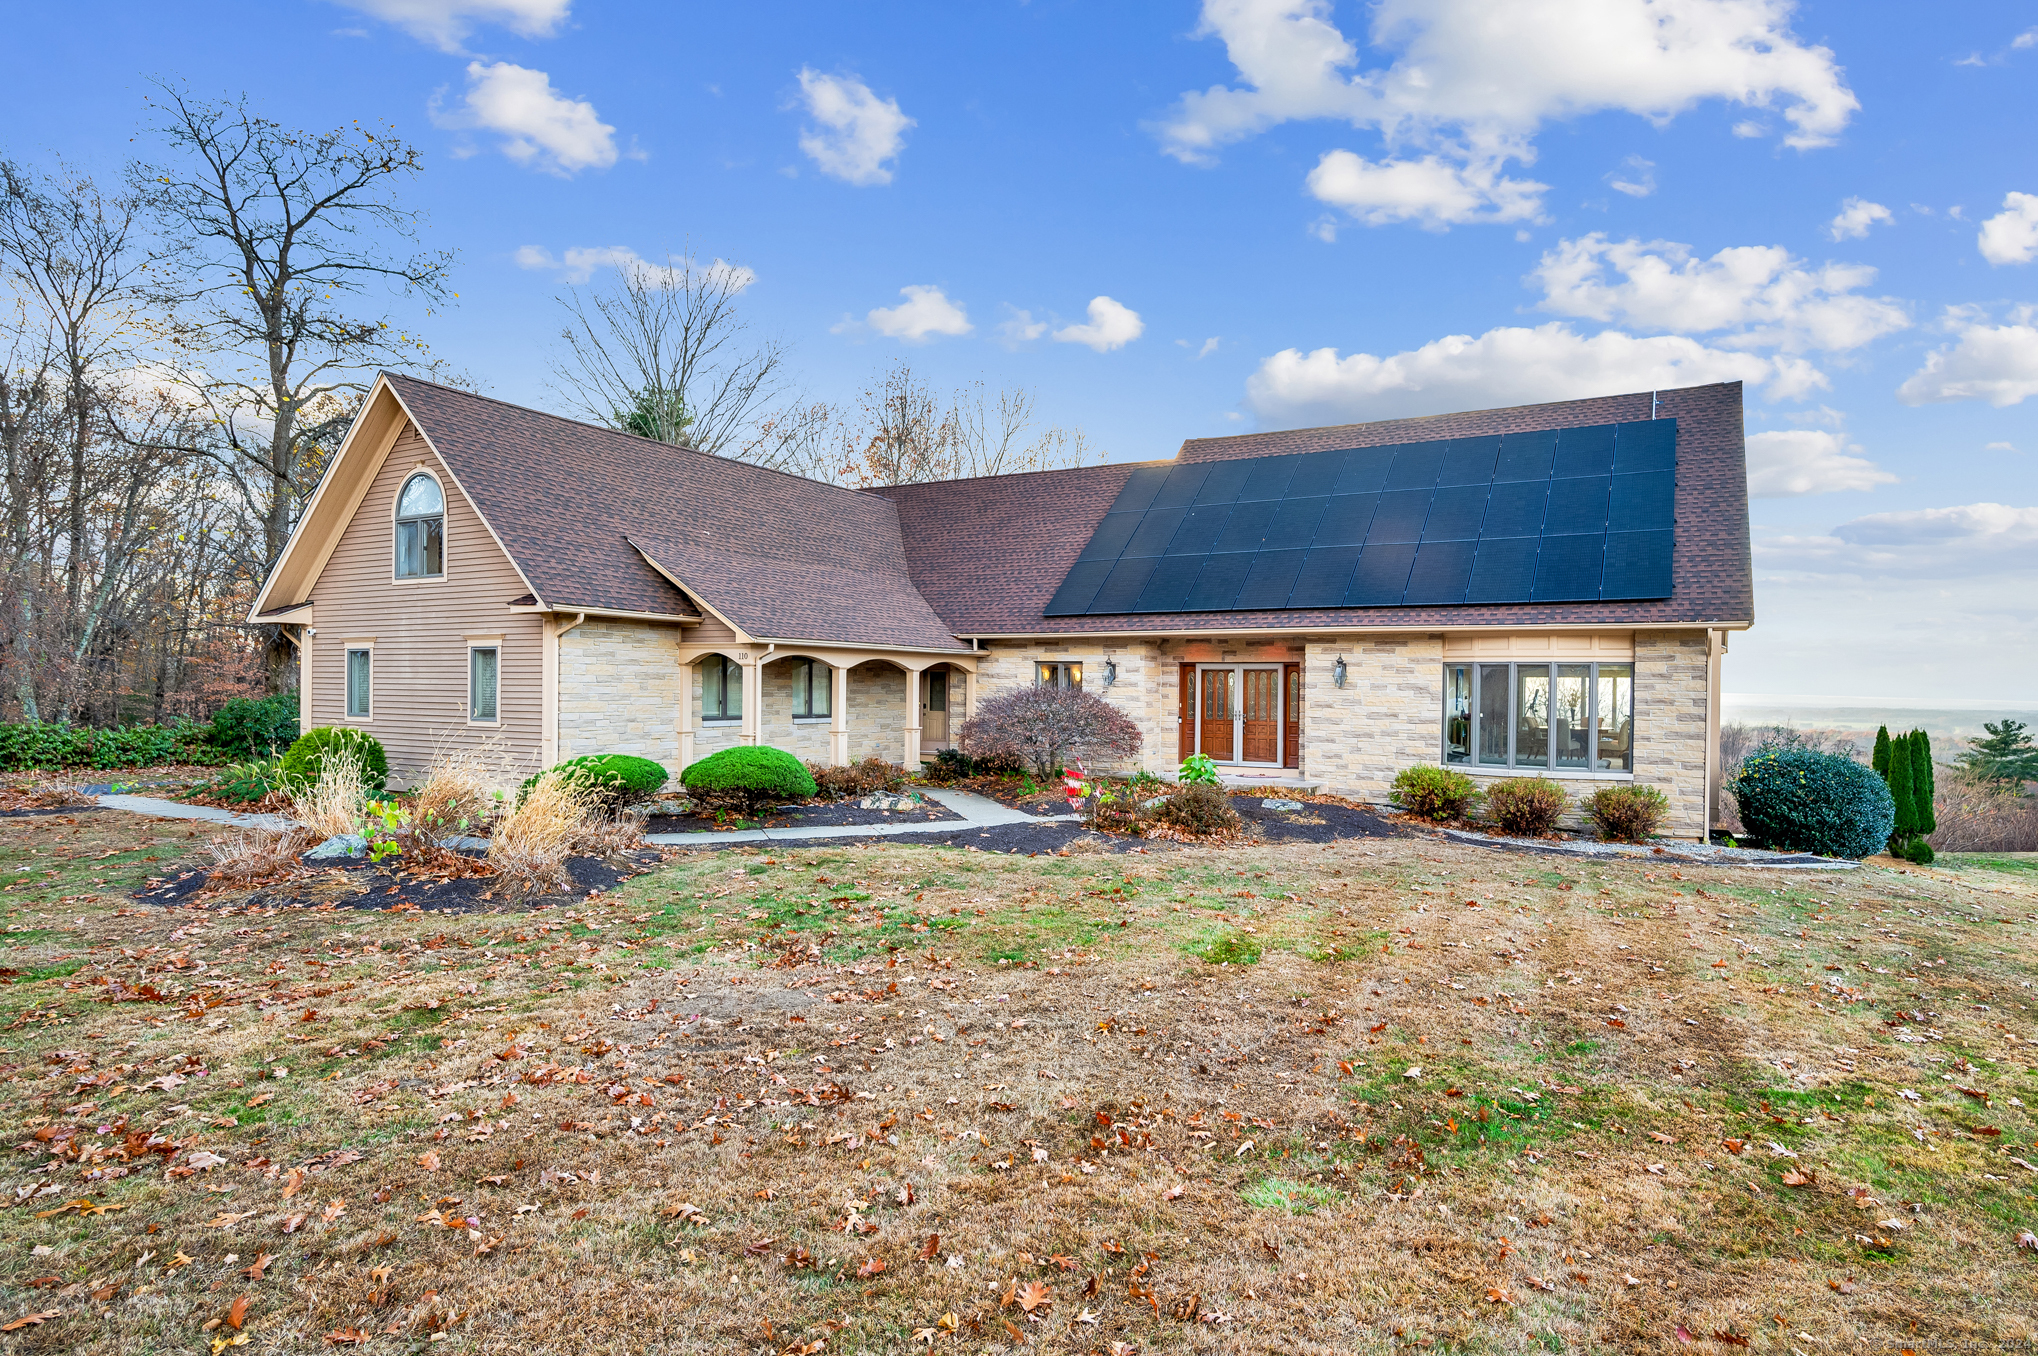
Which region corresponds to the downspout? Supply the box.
[543,613,589,767]
[1703,628,1724,844]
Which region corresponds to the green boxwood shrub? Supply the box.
[208,690,300,759]
[0,719,218,770]
[280,727,389,792]
[1390,763,1478,822]
[1484,777,1568,837]
[1731,744,1893,859]
[520,754,668,816]
[681,745,817,812]
[1587,784,1670,843]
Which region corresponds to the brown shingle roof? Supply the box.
[877,381,1752,634]
[384,375,969,651]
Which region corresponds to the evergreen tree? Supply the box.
[1872,725,1891,777]
[1888,734,1917,842]
[1958,719,2038,786]
[1911,730,1937,836]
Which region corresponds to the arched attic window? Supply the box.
[395,473,444,578]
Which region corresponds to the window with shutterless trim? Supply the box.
[469,646,499,722]
[1036,662,1082,690]
[394,472,444,578]
[791,658,830,720]
[345,647,372,719]
[1443,661,1632,773]
[702,655,742,722]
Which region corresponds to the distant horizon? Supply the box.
[1725,694,2038,713]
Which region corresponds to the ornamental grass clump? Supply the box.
[1731,743,1893,859]
[205,825,319,885]
[519,754,667,817]
[292,751,370,842]
[1390,764,1478,822]
[1587,784,1670,843]
[1484,777,1568,837]
[487,771,592,894]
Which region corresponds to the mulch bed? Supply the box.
[658,819,1173,856]
[0,805,104,819]
[1229,794,1397,843]
[134,849,667,914]
[647,799,963,834]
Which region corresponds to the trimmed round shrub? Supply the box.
[1587,784,1670,843]
[1903,836,1935,866]
[1731,745,1893,859]
[1485,777,1568,837]
[1154,782,1240,835]
[1391,764,1478,822]
[280,727,388,792]
[682,745,818,813]
[520,754,668,817]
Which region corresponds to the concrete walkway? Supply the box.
[94,793,292,831]
[643,786,1074,847]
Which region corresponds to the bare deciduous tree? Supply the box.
[546,250,791,458]
[137,86,452,687]
[837,361,1099,487]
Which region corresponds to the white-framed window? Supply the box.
[1444,661,1633,773]
[345,646,373,719]
[469,645,499,722]
[1036,661,1082,690]
[791,658,830,720]
[703,655,742,722]
[394,472,445,579]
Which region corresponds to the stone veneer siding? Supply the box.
[686,659,915,766]
[557,620,684,767]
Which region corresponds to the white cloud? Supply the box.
[1306,150,1546,228]
[1760,503,2038,580]
[1978,192,2038,265]
[513,245,754,291]
[794,69,912,186]
[434,62,617,174]
[1530,234,1909,353]
[1177,336,1222,358]
[2016,27,2038,49]
[1244,322,1817,426]
[1827,196,1892,240]
[1744,429,1896,497]
[1156,0,1856,229]
[331,0,569,52]
[1606,155,1656,198]
[859,285,971,342]
[1897,309,2038,407]
[1987,440,2018,452]
[997,308,1049,344]
[1053,297,1146,352]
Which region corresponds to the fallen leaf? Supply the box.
[1161,1184,1185,1201]
[1829,1277,1857,1293]
[858,1256,887,1279]
[320,1200,346,1224]
[227,1295,250,1330]
[1016,1281,1051,1313]
[1712,1332,1752,1348]
[2021,1232,2038,1253]
[166,1252,195,1272]
[918,1235,940,1260]
[1648,1131,1677,1144]
[1781,1168,1816,1187]
[1486,1286,1513,1304]
[324,1329,370,1346]
[0,1312,58,1333]
[417,1151,441,1172]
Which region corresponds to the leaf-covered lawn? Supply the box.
[1,808,2036,1352]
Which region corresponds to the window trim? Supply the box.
[1442,660,1634,778]
[701,654,743,724]
[467,643,500,724]
[344,643,374,722]
[1036,661,1083,690]
[790,657,832,721]
[392,467,448,584]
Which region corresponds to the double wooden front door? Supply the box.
[1178,663,1300,768]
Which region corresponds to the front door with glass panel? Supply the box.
[1191,664,1284,766]
[921,669,950,746]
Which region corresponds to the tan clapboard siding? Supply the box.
[308,424,545,781]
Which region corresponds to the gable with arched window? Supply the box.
[394,472,444,578]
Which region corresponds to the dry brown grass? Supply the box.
[402,748,499,843]
[290,751,368,841]
[1930,769,2038,852]
[13,812,2038,1353]
[486,770,592,891]
[201,824,320,884]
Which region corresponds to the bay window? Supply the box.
[1444,661,1632,773]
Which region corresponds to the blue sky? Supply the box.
[7,1,2038,703]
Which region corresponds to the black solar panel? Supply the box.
[1043,417,1676,615]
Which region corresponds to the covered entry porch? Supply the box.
[672,641,976,770]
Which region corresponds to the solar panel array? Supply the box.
[1043,418,1676,617]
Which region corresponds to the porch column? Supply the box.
[740,657,761,746]
[902,665,926,767]
[829,663,850,766]
[676,658,695,770]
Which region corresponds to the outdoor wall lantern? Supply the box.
[1102,658,1118,688]
[1332,656,1347,688]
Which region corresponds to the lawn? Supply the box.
[0,805,2034,1353]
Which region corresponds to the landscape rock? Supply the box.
[1261,798,1304,812]
[858,792,922,811]
[305,833,368,860]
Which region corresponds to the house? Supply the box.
[249,374,1752,838]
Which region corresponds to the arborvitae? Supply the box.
[1911,729,1936,836]
[1872,725,1891,777]
[1888,734,1917,841]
